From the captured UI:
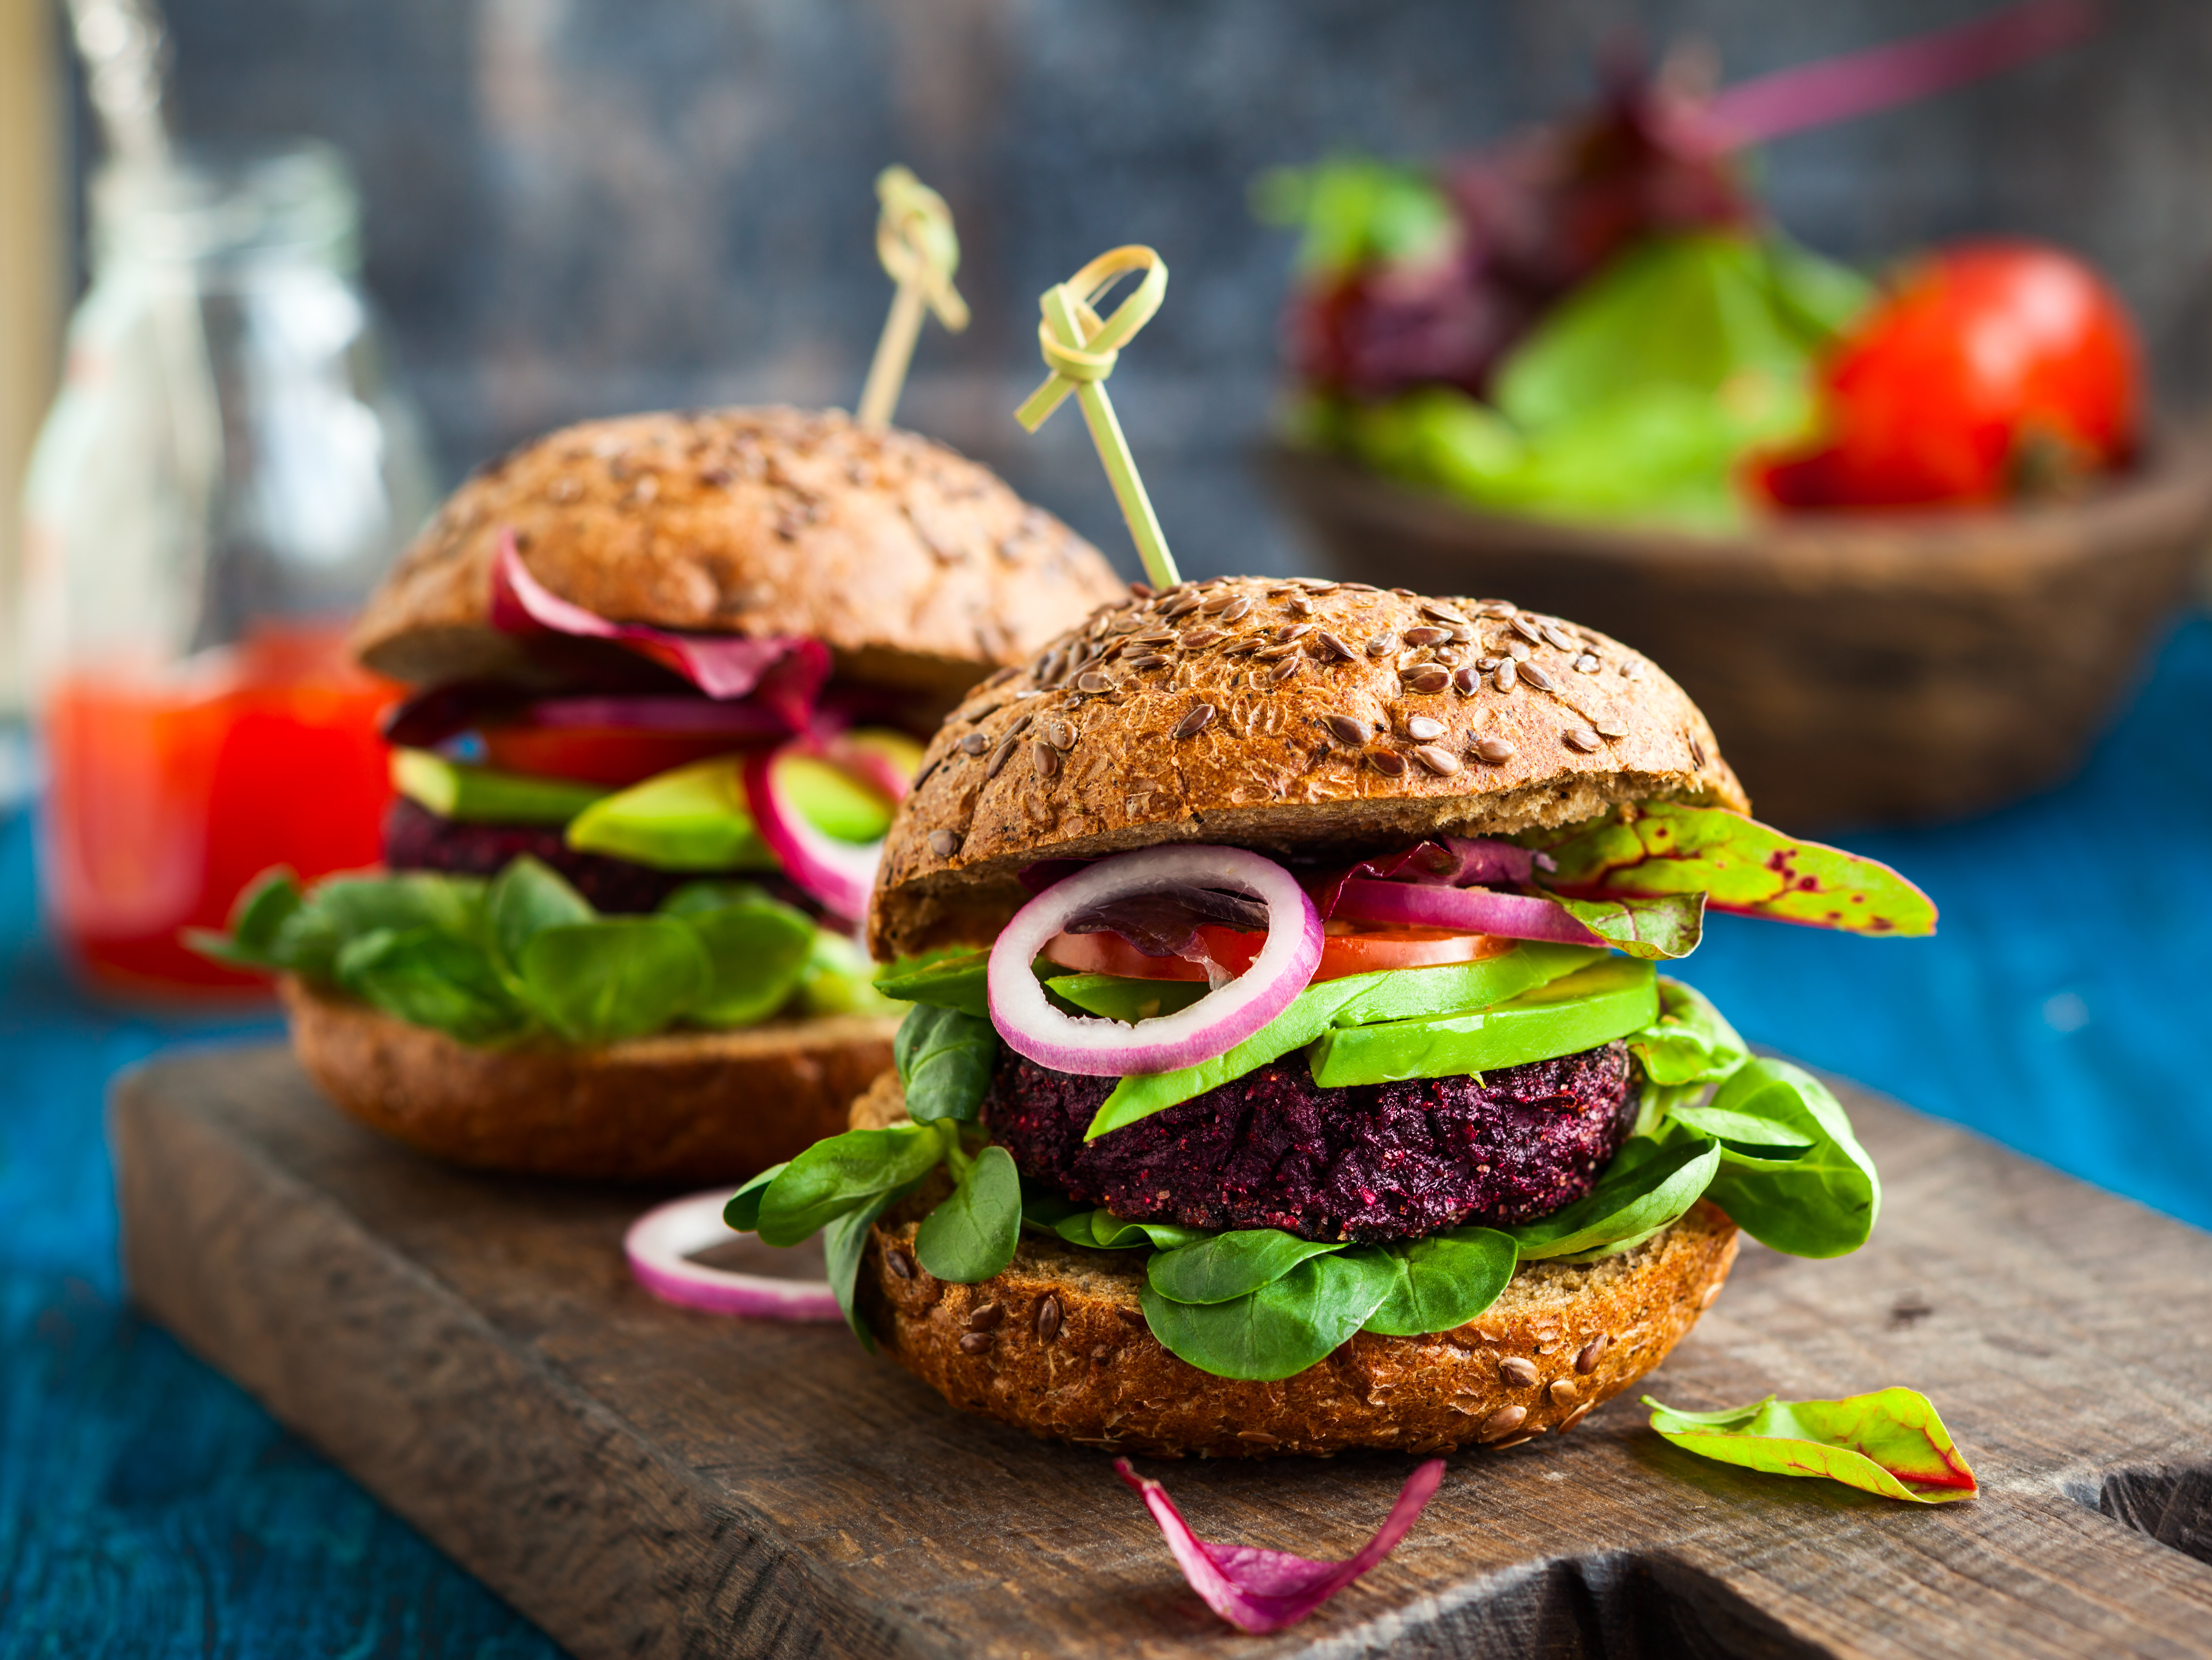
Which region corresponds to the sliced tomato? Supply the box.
[479,726,755,788]
[1041,923,1512,985]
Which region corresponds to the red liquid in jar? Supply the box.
[39,623,397,999]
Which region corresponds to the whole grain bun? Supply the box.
[352,407,1126,699]
[871,576,1748,958]
[858,1196,1738,1459]
[282,979,895,1184]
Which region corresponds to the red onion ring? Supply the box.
[741,741,885,923]
[988,846,1323,1077]
[1331,877,1605,946]
[623,1188,840,1321]
[491,529,830,704]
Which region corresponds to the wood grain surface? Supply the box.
[111,1046,2212,1660]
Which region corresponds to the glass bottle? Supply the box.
[20,139,435,998]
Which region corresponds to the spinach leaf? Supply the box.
[1631,979,1750,1088]
[315,872,489,946]
[188,867,305,969]
[1145,1229,1350,1306]
[1053,1210,1208,1251]
[893,1003,998,1123]
[1644,1387,1977,1503]
[755,1124,945,1247]
[1531,800,1937,938]
[722,1163,786,1233]
[914,1145,1023,1282]
[1138,1251,1397,1382]
[1504,1132,1720,1261]
[1699,1060,1879,1258]
[1361,1228,1519,1337]
[487,855,595,973]
[516,918,712,1045]
[333,928,529,1045]
[682,899,815,1026]
[1018,1183,1088,1232]
[873,950,993,1016]
[825,1183,920,1354]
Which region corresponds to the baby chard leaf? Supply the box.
[1644,1387,1977,1503]
[893,1003,999,1123]
[1146,1229,1351,1305]
[914,1144,1023,1282]
[1139,1250,1397,1382]
[1361,1229,1519,1337]
[1536,800,1937,937]
[1549,891,1705,960]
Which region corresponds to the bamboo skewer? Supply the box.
[855,166,967,430]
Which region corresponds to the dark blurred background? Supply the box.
[81,0,2212,581]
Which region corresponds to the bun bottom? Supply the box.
[282,979,896,1184]
[858,1200,1738,1459]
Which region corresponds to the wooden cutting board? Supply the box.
[111,1045,2212,1660]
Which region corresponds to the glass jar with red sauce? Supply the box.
[20,142,433,999]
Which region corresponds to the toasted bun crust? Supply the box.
[282,979,896,1184]
[858,1196,1738,1458]
[351,407,1126,697]
[870,576,1747,958]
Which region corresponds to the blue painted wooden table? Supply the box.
[3,619,2208,1656]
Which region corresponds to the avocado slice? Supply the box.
[1307,955,1660,1088]
[564,752,897,873]
[391,748,609,825]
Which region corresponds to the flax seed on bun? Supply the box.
[869,576,1746,959]
[351,406,1126,700]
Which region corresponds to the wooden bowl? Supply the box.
[1265,436,2212,828]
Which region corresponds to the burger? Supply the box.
[729,574,1934,1457]
[196,406,1124,1182]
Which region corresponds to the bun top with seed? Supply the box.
[351,407,1127,698]
[869,576,1746,959]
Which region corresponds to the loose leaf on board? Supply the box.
[1644,1388,1978,1503]
[893,1003,999,1123]
[1113,1455,1447,1634]
[1535,801,1937,936]
[914,1145,1023,1282]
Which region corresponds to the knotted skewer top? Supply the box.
[856,166,968,428]
[1014,246,1178,589]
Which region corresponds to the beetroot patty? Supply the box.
[381,799,823,920]
[983,1041,1637,1243]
